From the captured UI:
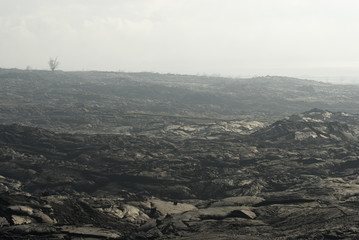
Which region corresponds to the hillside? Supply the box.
[1,69,359,239]
[1,69,359,133]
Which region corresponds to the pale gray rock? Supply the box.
[60,225,123,239]
[0,217,9,227]
[150,198,197,216]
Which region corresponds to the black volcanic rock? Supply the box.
[0,109,359,238]
[5,68,359,238]
[1,74,359,240]
[251,110,357,144]
[2,69,359,133]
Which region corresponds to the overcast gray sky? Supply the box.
[1,0,359,82]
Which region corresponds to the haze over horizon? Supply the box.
[1,0,359,83]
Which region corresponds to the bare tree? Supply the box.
[48,57,60,72]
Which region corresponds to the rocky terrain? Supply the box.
[1,69,359,239]
[2,68,359,133]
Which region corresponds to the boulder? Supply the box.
[150,198,198,216]
[0,217,10,227]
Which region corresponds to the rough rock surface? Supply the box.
[0,108,359,239]
[1,70,359,239]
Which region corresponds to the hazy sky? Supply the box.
[1,0,359,81]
